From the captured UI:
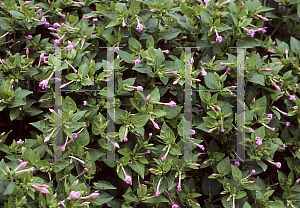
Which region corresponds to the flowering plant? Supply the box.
[0,0,300,207]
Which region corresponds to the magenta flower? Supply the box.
[268,161,281,168]
[67,191,81,200]
[121,167,132,184]
[245,169,255,179]
[44,129,55,143]
[262,123,275,131]
[274,140,286,148]
[150,118,160,129]
[242,27,255,38]
[257,15,268,21]
[220,117,225,133]
[23,1,31,6]
[265,113,273,120]
[161,146,171,162]
[32,184,50,194]
[280,121,290,127]
[39,11,44,15]
[136,18,143,32]
[274,107,288,116]
[72,128,84,139]
[135,58,141,64]
[61,137,74,152]
[270,79,281,90]
[69,156,85,166]
[192,201,201,207]
[83,101,87,106]
[255,137,262,150]
[190,129,196,135]
[201,68,207,76]
[235,161,240,167]
[170,197,179,208]
[60,80,74,88]
[16,139,23,145]
[156,101,177,107]
[173,78,180,85]
[81,192,99,199]
[15,162,28,171]
[114,46,119,51]
[162,49,169,54]
[165,71,178,74]
[177,173,182,191]
[192,142,205,151]
[15,167,35,174]
[127,85,143,91]
[294,106,298,110]
[124,127,128,142]
[26,35,32,40]
[286,91,296,100]
[144,94,151,107]
[74,1,85,5]
[122,19,126,27]
[215,29,222,43]
[148,178,162,198]
[0,32,9,40]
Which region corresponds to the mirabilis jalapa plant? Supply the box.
[0,0,300,207]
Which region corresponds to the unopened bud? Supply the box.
[21,196,26,202]
[252,98,255,105]
[161,130,165,135]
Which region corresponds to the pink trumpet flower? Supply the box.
[161,146,171,162]
[215,29,222,43]
[124,127,128,142]
[270,79,281,90]
[255,137,262,150]
[76,168,88,178]
[257,15,269,21]
[273,140,286,148]
[67,191,81,200]
[60,80,74,88]
[262,123,275,131]
[173,78,180,85]
[44,129,55,143]
[15,162,28,171]
[72,127,84,139]
[74,1,85,5]
[81,192,99,199]
[268,161,281,168]
[192,141,205,151]
[0,32,9,40]
[165,71,178,74]
[121,167,132,184]
[242,27,255,38]
[144,94,150,107]
[32,184,50,194]
[128,85,143,91]
[148,178,162,198]
[286,91,296,101]
[274,107,288,116]
[69,156,85,166]
[136,18,143,32]
[245,169,255,179]
[156,101,176,107]
[280,121,290,127]
[177,173,182,191]
[150,118,160,129]
[15,167,35,174]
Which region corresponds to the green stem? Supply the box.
[13,32,16,53]
[155,18,160,43]
[18,33,24,53]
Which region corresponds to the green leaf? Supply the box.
[149,87,160,103]
[132,61,154,77]
[8,98,26,108]
[53,160,70,173]
[277,170,287,190]
[290,37,300,53]
[204,72,219,89]
[94,191,114,205]
[131,113,150,127]
[62,96,76,112]
[8,10,24,19]
[94,181,117,190]
[247,73,265,86]
[216,23,232,32]
[77,128,90,146]
[243,182,261,190]
[71,110,87,122]
[160,28,181,40]
[123,190,139,202]
[9,108,20,121]
[78,64,89,76]
[129,38,141,51]
[128,161,145,178]
[129,0,140,15]
[200,11,212,24]
[235,191,247,199]
[116,50,133,63]
[217,157,231,175]
[164,105,182,119]
[231,165,242,181]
